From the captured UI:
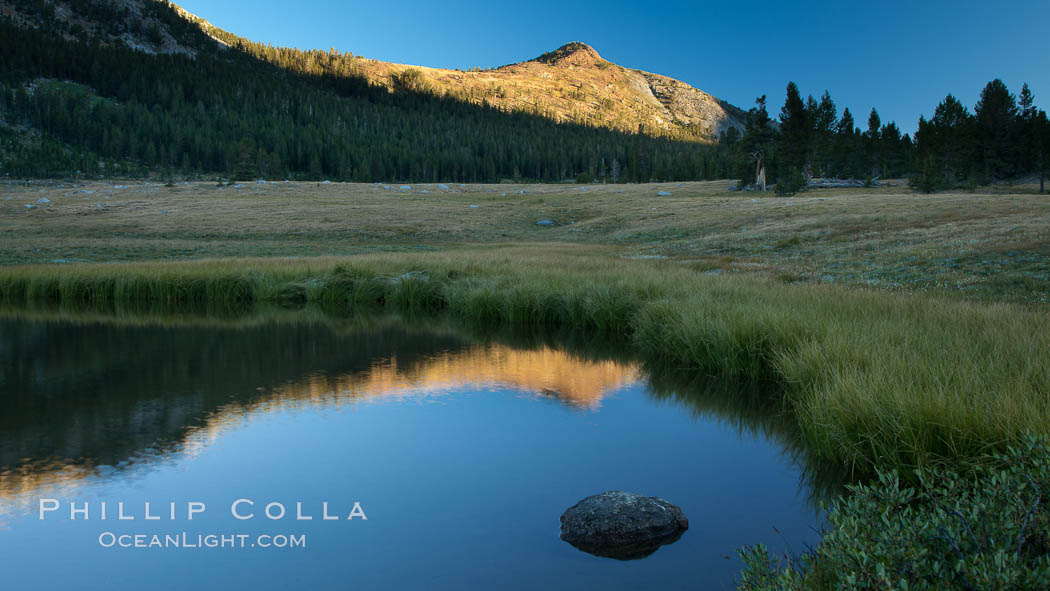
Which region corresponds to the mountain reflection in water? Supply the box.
[0,313,637,503]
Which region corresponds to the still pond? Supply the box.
[0,312,824,590]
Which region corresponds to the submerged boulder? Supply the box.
[559,491,688,560]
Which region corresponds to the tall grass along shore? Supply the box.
[2,244,1047,477]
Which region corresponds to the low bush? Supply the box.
[738,437,1050,590]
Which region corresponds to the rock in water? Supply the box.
[559,491,688,560]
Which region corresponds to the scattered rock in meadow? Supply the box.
[560,491,688,560]
[536,219,554,226]
[438,184,450,190]
[657,191,671,196]
[37,197,51,203]
[469,204,478,209]
[395,271,428,284]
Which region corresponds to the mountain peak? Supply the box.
[534,42,603,67]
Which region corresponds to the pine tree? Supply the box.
[1036,109,1049,193]
[865,108,882,179]
[880,122,904,178]
[1017,83,1038,173]
[234,137,256,181]
[927,94,976,185]
[811,91,837,178]
[777,82,809,184]
[974,79,1019,180]
[1019,83,1037,120]
[736,95,775,188]
[833,108,854,177]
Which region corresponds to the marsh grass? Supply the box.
[1,245,1048,476]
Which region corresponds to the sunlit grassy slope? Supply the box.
[351,42,746,140]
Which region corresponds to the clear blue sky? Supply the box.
[177,0,1050,135]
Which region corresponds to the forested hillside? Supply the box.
[0,1,727,182]
[0,0,1046,190]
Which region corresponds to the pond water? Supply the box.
[0,312,824,590]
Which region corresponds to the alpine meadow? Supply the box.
[1,1,1049,590]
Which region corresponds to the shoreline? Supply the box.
[3,246,1047,476]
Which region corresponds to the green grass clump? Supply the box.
[775,236,803,249]
[315,267,360,310]
[388,273,445,313]
[273,283,308,309]
[738,436,1050,590]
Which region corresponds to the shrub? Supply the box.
[910,156,945,194]
[774,236,803,250]
[737,436,1050,590]
[776,168,806,196]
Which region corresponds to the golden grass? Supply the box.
[2,179,1047,303]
